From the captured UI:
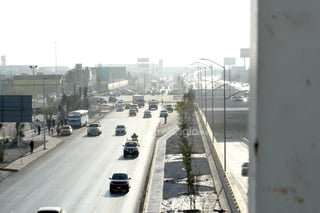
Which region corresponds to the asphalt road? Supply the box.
[0,107,162,213]
[196,88,249,141]
[197,87,250,213]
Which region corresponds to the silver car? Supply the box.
[87,122,102,136]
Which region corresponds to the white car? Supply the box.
[37,207,67,213]
[129,104,139,112]
[87,122,102,136]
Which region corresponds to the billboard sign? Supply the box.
[240,48,250,57]
[137,58,149,63]
[137,58,149,68]
[224,57,236,66]
[0,95,32,122]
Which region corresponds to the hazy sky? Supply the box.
[0,0,250,67]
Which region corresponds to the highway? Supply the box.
[0,107,162,212]
[196,84,250,213]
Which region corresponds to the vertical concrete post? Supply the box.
[249,0,320,212]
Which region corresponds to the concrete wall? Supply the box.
[249,0,320,212]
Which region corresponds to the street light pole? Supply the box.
[29,65,38,120]
[204,66,208,126]
[200,68,202,109]
[42,78,46,150]
[196,67,200,104]
[210,65,214,134]
[200,58,227,171]
[223,63,226,171]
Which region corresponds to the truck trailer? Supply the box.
[132,95,145,107]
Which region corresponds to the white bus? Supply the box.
[67,110,89,127]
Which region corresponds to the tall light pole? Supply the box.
[190,62,202,105]
[200,58,227,171]
[195,66,200,105]
[200,67,203,109]
[210,65,214,134]
[55,42,59,124]
[42,78,47,150]
[191,62,211,127]
[29,65,38,120]
[204,66,208,126]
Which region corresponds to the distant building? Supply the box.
[0,65,69,77]
[1,55,6,66]
[0,77,13,95]
[91,66,128,91]
[64,64,93,94]
[13,74,64,97]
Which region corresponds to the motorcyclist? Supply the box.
[131,133,138,141]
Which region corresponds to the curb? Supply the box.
[0,167,19,172]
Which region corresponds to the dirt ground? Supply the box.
[160,112,219,212]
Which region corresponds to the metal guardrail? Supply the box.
[195,104,241,213]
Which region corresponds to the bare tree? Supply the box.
[176,87,198,210]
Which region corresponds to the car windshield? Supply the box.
[125,142,138,147]
[112,173,128,180]
[116,125,125,128]
[89,124,99,127]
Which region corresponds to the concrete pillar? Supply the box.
[249,0,320,212]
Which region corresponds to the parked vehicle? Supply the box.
[115,125,126,136]
[109,173,131,194]
[87,122,102,136]
[60,125,73,136]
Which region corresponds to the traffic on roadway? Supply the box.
[0,100,164,212]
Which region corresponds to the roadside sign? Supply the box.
[0,95,32,122]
